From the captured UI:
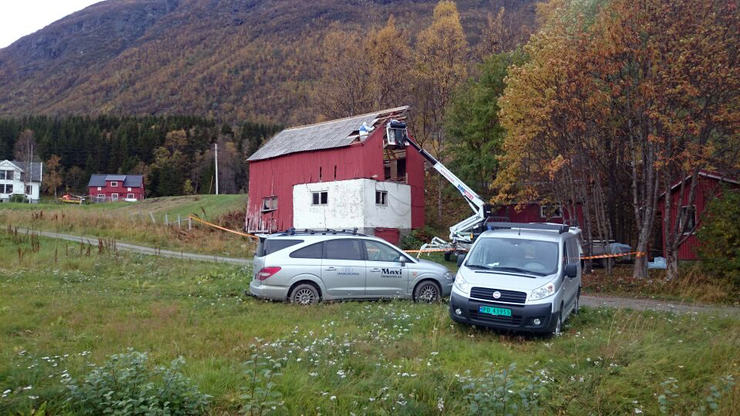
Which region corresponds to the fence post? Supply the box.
[165,214,169,226]
[188,217,192,230]
[150,212,156,224]
[177,215,181,229]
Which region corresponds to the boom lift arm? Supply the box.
[386,120,491,252]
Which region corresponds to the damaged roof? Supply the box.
[247,106,409,162]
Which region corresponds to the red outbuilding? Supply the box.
[657,171,738,260]
[491,202,584,226]
[246,106,424,244]
[87,174,145,202]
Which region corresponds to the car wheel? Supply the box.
[414,281,441,303]
[574,287,581,315]
[290,283,319,305]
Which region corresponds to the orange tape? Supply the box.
[580,251,645,260]
[403,248,452,254]
[188,215,259,240]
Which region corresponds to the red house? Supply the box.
[491,202,584,226]
[246,106,425,244]
[87,174,145,202]
[657,171,738,260]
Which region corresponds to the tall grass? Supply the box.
[0,231,738,415]
[0,195,254,257]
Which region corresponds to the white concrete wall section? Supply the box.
[293,179,411,230]
[361,180,411,229]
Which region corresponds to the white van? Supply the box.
[449,223,582,335]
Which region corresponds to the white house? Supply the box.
[0,160,43,203]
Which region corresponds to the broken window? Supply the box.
[312,191,328,205]
[262,196,278,212]
[375,191,388,205]
[680,205,696,234]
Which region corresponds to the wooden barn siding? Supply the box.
[658,176,734,261]
[247,127,426,232]
[88,184,145,200]
[492,203,584,226]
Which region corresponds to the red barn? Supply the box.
[88,174,145,202]
[246,106,424,244]
[491,202,584,226]
[658,171,738,260]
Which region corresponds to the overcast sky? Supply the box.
[0,0,103,48]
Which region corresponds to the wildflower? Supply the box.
[330,396,336,401]
[437,397,445,412]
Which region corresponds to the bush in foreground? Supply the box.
[66,350,210,415]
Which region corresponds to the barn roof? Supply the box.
[88,174,144,188]
[247,106,409,162]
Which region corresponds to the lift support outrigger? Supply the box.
[386,120,493,260]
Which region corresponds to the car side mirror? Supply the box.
[565,263,578,278]
[398,255,407,266]
[457,254,466,267]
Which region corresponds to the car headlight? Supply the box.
[453,273,471,295]
[443,271,453,281]
[530,281,556,301]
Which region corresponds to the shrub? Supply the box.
[400,226,440,250]
[9,194,28,203]
[66,350,210,415]
[696,188,739,289]
[459,364,542,415]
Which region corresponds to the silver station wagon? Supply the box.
[249,230,453,305]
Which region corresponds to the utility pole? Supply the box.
[214,142,219,195]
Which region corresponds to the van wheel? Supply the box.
[550,307,562,337]
[290,283,319,305]
[414,281,441,303]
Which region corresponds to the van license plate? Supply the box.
[479,305,511,317]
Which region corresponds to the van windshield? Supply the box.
[465,238,559,276]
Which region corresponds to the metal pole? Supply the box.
[214,142,219,195]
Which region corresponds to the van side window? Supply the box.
[565,239,578,264]
[290,242,324,259]
[324,239,364,260]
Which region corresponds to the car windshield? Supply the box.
[465,237,559,276]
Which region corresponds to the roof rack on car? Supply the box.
[277,227,366,236]
[486,222,571,234]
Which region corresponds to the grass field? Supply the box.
[1,230,737,415]
[0,195,253,257]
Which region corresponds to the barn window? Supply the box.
[540,204,562,218]
[680,205,696,234]
[262,196,278,212]
[97,186,102,191]
[127,193,135,199]
[111,193,119,201]
[375,191,388,206]
[111,181,118,187]
[312,191,328,206]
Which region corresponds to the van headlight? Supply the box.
[453,274,471,296]
[530,281,556,301]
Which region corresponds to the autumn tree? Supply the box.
[413,0,469,222]
[43,154,64,197]
[315,28,373,120]
[365,15,412,109]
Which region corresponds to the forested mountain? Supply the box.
[0,0,537,125]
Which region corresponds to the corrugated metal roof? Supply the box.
[87,174,144,188]
[8,160,42,182]
[248,106,409,162]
